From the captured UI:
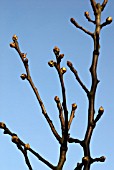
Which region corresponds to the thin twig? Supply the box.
[54,96,65,131]
[90,0,97,14]
[101,0,108,11]
[17,144,33,170]
[67,61,89,95]
[68,103,77,131]
[10,36,62,144]
[70,18,94,38]
[0,123,56,170]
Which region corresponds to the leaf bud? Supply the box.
[20,74,27,80]
[10,42,16,48]
[53,46,60,55]
[61,67,67,74]
[59,54,64,59]
[70,18,75,24]
[0,122,6,129]
[54,96,60,103]
[106,17,113,24]
[12,34,18,41]
[22,53,27,58]
[72,103,77,110]
[82,156,89,164]
[48,60,55,67]
[100,156,106,162]
[84,11,89,17]
[98,106,104,114]
[24,58,28,65]
[67,61,73,67]
[25,143,30,150]
[12,135,19,144]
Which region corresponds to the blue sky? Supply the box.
[0,0,114,169]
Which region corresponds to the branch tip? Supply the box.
[12,34,18,41]
[48,60,55,67]
[20,73,27,80]
[53,46,60,56]
[72,103,77,110]
[25,143,30,150]
[60,67,67,74]
[106,17,113,24]
[12,135,19,144]
[54,96,60,103]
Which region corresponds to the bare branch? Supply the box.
[101,0,108,11]
[68,103,77,130]
[10,35,62,144]
[70,18,94,37]
[74,162,83,170]
[94,106,104,124]
[54,96,65,131]
[68,137,82,145]
[84,11,95,24]
[90,0,97,14]
[67,61,89,95]
[0,123,55,170]
[17,144,33,170]
[91,156,106,163]
[54,57,69,141]
[101,17,113,29]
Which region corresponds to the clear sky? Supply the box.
[0,0,114,170]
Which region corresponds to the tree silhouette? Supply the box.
[0,0,112,170]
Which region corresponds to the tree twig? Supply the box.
[10,36,62,144]
[67,61,89,95]
[70,18,94,38]
[0,122,55,169]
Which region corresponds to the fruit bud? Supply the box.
[61,67,67,74]
[12,34,18,41]
[12,135,18,143]
[54,96,60,103]
[98,106,104,114]
[100,156,106,162]
[20,74,27,80]
[24,58,28,65]
[67,61,73,67]
[53,46,60,55]
[22,53,27,58]
[72,103,77,110]
[106,17,112,24]
[84,11,89,17]
[82,156,89,164]
[25,143,30,150]
[70,18,75,24]
[0,122,6,129]
[10,42,16,48]
[48,60,55,67]
[59,54,64,59]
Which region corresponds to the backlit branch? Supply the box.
[67,61,89,95]
[84,11,95,24]
[0,122,55,170]
[101,17,113,29]
[52,47,69,169]
[16,144,32,170]
[91,156,106,163]
[68,103,77,131]
[54,96,65,132]
[90,0,97,14]
[101,0,108,11]
[70,18,94,38]
[70,1,111,169]
[74,162,83,170]
[94,106,104,124]
[10,35,61,144]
